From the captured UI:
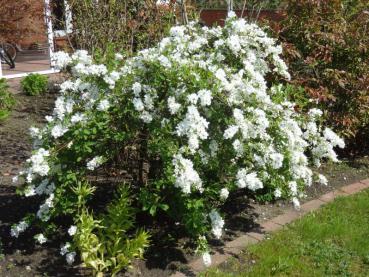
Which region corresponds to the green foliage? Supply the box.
[21,73,48,96]
[67,0,176,57]
[75,186,150,276]
[275,0,369,150]
[0,78,15,122]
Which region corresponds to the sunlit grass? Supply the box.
[202,189,369,277]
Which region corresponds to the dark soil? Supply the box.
[0,78,368,277]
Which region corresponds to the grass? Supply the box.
[202,189,369,277]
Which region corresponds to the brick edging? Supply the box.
[171,178,369,276]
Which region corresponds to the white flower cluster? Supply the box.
[209,210,224,239]
[86,156,104,171]
[172,154,203,194]
[37,193,55,221]
[176,105,209,151]
[10,221,29,238]
[60,242,76,265]
[236,169,263,191]
[68,225,77,236]
[220,188,229,200]
[24,148,50,183]
[35,233,47,244]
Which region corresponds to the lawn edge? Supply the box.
[172,178,369,276]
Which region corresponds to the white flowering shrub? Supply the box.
[12,13,344,272]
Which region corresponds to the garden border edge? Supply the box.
[171,178,369,277]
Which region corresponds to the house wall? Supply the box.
[200,9,285,26]
[12,0,48,48]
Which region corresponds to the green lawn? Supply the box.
[202,189,369,277]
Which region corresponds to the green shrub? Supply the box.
[0,78,15,122]
[274,0,369,151]
[67,0,176,57]
[12,15,343,274]
[21,73,48,96]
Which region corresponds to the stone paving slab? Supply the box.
[340,182,367,194]
[300,199,326,212]
[260,220,284,232]
[271,210,302,226]
[359,178,369,186]
[171,179,369,277]
[225,234,259,250]
[319,190,348,203]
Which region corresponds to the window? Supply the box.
[51,0,72,37]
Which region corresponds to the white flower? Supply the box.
[12,175,19,183]
[176,106,209,151]
[172,154,203,194]
[292,197,300,210]
[168,96,181,115]
[224,125,239,139]
[60,242,71,256]
[220,188,229,200]
[232,139,244,157]
[140,111,153,123]
[52,51,72,69]
[236,170,263,191]
[132,82,142,96]
[228,10,237,18]
[187,93,199,105]
[103,71,121,88]
[288,181,298,196]
[24,185,36,197]
[66,252,76,265]
[86,156,104,171]
[45,115,53,122]
[209,210,224,239]
[274,188,282,198]
[68,225,77,236]
[308,108,323,119]
[27,148,50,177]
[115,53,124,60]
[269,153,284,169]
[317,174,328,186]
[71,113,85,123]
[29,127,42,139]
[10,221,29,238]
[51,124,68,138]
[202,252,212,267]
[97,99,110,111]
[198,89,212,106]
[323,128,345,148]
[133,98,145,112]
[35,234,47,244]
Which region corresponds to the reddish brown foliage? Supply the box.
[274,0,369,149]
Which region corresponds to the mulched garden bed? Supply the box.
[0,80,368,277]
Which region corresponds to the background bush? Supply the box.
[21,73,48,96]
[274,0,369,153]
[0,78,15,122]
[64,0,176,57]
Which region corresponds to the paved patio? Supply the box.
[1,49,52,76]
[1,59,51,76]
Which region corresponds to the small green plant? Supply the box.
[75,186,150,276]
[21,73,48,96]
[0,78,15,121]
